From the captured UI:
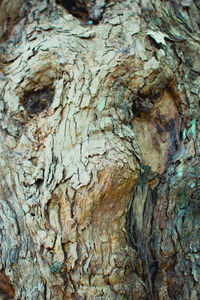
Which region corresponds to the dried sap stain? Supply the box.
[22,88,54,116]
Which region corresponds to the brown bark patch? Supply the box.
[0,270,15,299]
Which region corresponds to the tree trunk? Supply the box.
[0,0,199,299]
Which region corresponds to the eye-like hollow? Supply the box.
[56,0,102,24]
[56,0,89,21]
[132,90,163,117]
[21,88,54,116]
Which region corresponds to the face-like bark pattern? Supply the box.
[0,0,199,299]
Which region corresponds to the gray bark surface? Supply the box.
[0,0,199,299]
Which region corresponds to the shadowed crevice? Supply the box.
[55,0,107,24]
[21,88,55,116]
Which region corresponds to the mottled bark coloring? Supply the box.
[0,0,199,299]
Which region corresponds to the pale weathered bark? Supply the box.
[0,0,199,299]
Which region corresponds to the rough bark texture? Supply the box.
[0,0,199,299]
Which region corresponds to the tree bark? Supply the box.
[0,0,199,299]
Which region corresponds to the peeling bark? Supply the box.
[0,0,199,299]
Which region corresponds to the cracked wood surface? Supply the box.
[0,0,199,299]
